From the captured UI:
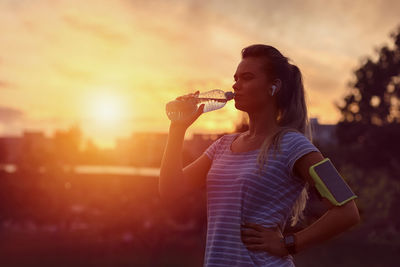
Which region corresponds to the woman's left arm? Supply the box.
[241,152,360,256]
[291,151,360,253]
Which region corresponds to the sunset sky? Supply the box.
[1,0,399,148]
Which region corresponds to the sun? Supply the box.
[79,89,133,148]
[86,92,125,125]
[93,96,120,123]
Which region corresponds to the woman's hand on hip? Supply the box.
[241,222,289,257]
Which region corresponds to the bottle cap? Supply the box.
[225,91,235,100]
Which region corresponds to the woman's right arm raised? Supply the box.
[159,102,211,200]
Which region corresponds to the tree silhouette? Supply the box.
[336,26,400,171]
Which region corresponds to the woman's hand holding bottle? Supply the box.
[166,89,233,131]
[166,91,205,130]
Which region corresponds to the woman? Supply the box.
[159,44,360,266]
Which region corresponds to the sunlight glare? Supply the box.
[87,92,125,125]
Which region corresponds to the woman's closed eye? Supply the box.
[234,74,254,82]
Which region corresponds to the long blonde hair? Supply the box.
[241,44,313,226]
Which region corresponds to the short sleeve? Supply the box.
[284,132,321,175]
[204,136,224,160]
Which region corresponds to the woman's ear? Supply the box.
[270,79,282,96]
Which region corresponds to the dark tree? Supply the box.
[336,26,400,171]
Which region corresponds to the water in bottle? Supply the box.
[166,89,234,121]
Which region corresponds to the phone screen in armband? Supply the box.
[309,158,357,206]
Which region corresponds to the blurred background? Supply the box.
[0,0,399,266]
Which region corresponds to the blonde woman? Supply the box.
[160,44,360,266]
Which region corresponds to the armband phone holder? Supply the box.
[309,158,357,206]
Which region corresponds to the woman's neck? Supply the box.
[245,107,280,139]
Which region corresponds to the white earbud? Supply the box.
[271,85,277,96]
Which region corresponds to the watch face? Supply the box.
[284,235,296,254]
[285,235,295,245]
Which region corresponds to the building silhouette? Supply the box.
[0,118,336,168]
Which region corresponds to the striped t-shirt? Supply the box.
[203,131,320,267]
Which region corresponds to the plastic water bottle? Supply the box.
[166,89,235,121]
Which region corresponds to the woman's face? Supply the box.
[232,57,274,112]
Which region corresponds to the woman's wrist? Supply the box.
[169,123,189,140]
[282,233,297,255]
[169,122,188,132]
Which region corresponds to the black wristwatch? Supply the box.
[283,234,297,255]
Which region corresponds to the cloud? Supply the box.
[0,80,12,89]
[63,15,131,45]
[52,63,94,82]
[0,106,24,123]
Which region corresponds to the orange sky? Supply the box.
[0,0,399,148]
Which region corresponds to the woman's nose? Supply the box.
[232,81,238,91]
